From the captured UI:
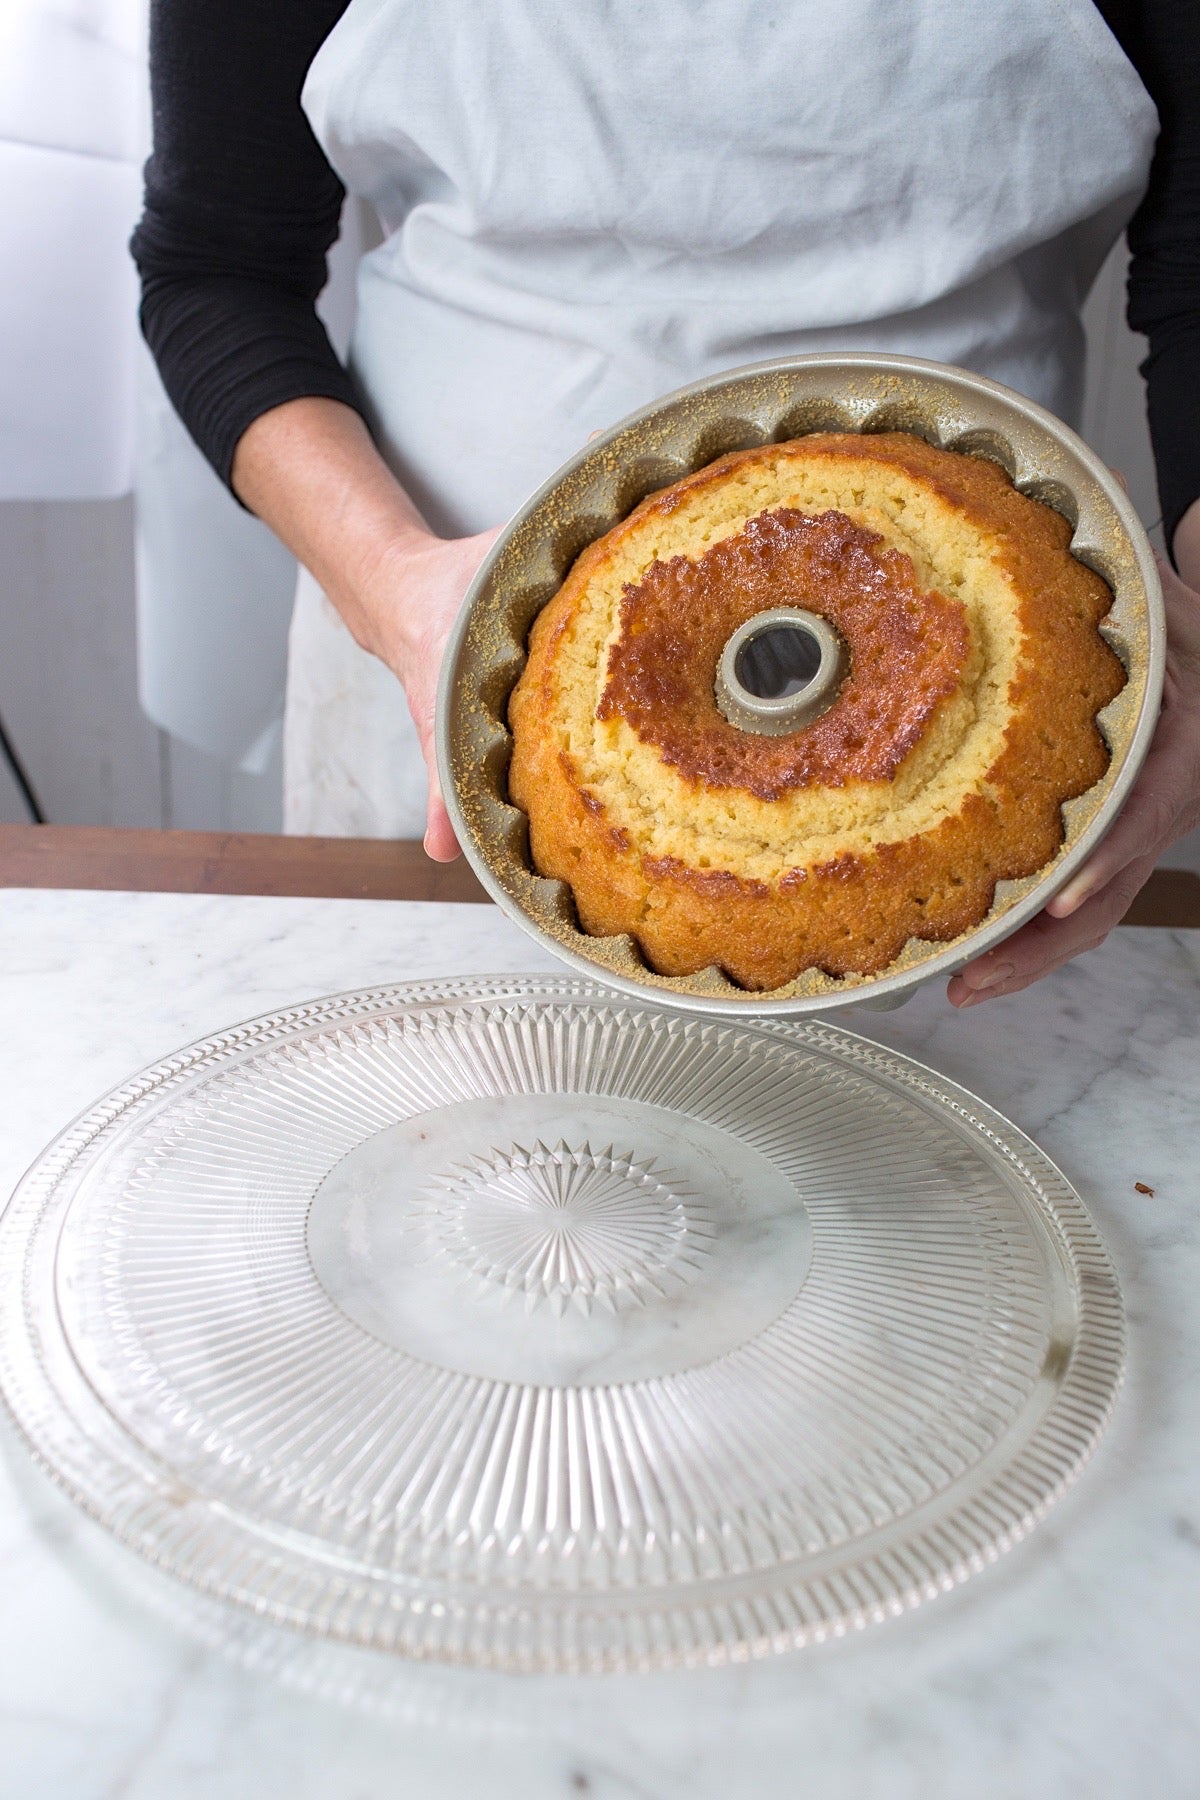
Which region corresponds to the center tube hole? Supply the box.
[734,623,824,699]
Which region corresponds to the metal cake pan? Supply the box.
[436,353,1165,1018]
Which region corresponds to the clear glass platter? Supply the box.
[0,977,1124,1672]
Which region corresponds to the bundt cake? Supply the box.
[507,432,1124,991]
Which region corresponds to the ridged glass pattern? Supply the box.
[0,978,1124,1671]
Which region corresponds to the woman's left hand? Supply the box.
[949,505,1200,1008]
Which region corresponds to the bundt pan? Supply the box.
[436,353,1165,1017]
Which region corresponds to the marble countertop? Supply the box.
[0,889,1197,1800]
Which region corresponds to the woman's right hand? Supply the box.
[349,524,501,860]
[231,396,500,861]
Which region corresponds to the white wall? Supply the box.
[0,488,282,829]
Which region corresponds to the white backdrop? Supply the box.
[0,1,368,772]
[0,0,145,498]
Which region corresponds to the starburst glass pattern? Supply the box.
[414,1140,710,1315]
[0,977,1124,1672]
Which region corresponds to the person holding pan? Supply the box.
[132,0,1200,1005]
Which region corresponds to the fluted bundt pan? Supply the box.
[436,354,1164,1017]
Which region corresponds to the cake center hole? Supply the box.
[734,622,824,699]
[715,607,846,736]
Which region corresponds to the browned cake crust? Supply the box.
[508,432,1125,991]
[598,508,973,796]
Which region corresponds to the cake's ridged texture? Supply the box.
[508,433,1125,991]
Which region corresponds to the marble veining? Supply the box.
[0,891,1197,1797]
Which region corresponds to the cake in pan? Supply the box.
[507,432,1124,991]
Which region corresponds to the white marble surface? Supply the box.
[0,890,1197,1799]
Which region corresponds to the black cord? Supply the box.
[0,707,45,823]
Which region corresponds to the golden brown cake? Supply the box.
[507,432,1125,991]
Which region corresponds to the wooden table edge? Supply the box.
[1,824,1197,927]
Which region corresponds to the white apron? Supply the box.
[286,0,1157,837]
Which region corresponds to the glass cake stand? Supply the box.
[0,977,1123,1673]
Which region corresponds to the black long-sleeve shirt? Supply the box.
[131,0,1200,549]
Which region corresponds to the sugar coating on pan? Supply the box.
[508,433,1124,991]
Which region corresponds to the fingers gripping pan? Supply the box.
[436,353,1164,1018]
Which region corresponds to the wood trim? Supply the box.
[1,824,1197,926]
[1119,866,1200,929]
[0,826,488,903]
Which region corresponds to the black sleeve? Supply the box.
[1097,0,1200,553]
[130,0,361,497]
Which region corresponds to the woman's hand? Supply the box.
[950,500,1200,1007]
[230,397,499,859]
[353,524,501,859]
